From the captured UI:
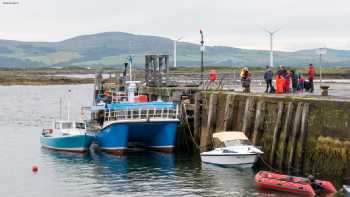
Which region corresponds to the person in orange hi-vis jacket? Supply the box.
[276,65,288,94]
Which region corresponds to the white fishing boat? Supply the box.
[40,97,94,153]
[41,120,94,153]
[200,131,263,167]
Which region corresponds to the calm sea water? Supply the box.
[0,85,343,197]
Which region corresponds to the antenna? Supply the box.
[261,27,281,68]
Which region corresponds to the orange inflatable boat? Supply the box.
[255,171,336,196]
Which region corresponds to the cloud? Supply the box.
[0,0,349,51]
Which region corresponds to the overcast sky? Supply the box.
[0,0,349,51]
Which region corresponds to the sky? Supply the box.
[0,0,349,51]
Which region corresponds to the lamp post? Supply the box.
[200,30,204,88]
[173,37,183,68]
[317,47,327,84]
[317,47,328,96]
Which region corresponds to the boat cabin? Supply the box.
[43,121,87,137]
[55,121,85,130]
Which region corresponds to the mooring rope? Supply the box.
[257,155,281,173]
[181,102,200,150]
[257,155,303,174]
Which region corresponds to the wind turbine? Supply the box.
[262,27,281,67]
[173,36,183,67]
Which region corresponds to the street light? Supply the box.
[173,36,183,68]
[200,30,205,88]
[317,47,327,84]
[262,27,281,67]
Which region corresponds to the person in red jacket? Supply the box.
[284,70,291,93]
[207,69,217,89]
[308,64,315,93]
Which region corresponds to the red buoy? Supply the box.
[32,165,38,173]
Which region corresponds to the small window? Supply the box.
[240,140,252,145]
[222,149,237,153]
[61,122,73,129]
[76,123,85,129]
[224,139,252,147]
[55,123,61,129]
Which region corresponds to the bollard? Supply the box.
[320,86,329,96]
[243,86,250,93]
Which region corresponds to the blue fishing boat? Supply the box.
[91,56,179,155]
[94,101,179,155]
[41,120,94,153]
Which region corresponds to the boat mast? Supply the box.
[67,89,71,121]
[128,55,133,81]
[127,55,136,102]
[59,98,63,120]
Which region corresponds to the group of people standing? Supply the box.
[271,64,315,94]
[240,64,316,94]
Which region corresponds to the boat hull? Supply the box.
[95,120,178,155]
[40,134,94,153]
[200,153,258,167]
[344,185,350,196]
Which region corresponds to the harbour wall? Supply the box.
[140,87,350,184]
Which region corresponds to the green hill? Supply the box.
[0,32,349,68]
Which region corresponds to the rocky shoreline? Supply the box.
[0,68,97,85]
[1,67,350,85]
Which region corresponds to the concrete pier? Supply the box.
[195,91,350,183]
[141,86,350,183]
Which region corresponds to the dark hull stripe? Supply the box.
[41,146,87,153]
[201,153,258,156]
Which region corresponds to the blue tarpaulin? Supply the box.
[106,101,176,110]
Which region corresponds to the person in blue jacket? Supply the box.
[264,66,275,93]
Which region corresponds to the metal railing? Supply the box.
[104,105,179,122]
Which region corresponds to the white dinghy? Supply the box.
[343,185,350,196]
[200,131,263,167]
